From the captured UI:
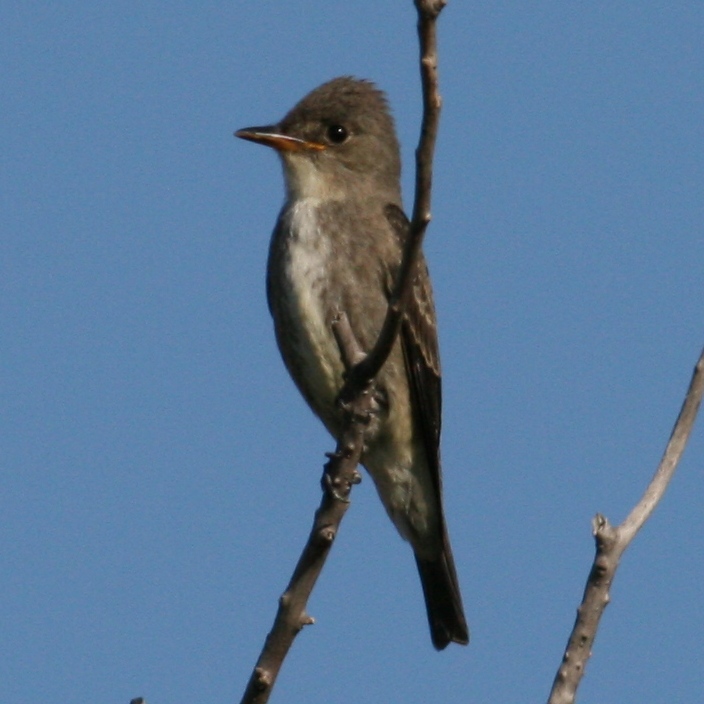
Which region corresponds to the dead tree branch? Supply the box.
[238,3,447,703]
[548,347,704,704]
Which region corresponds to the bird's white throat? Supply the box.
[281,152,346,202]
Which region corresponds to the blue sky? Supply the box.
[2,3,703,703]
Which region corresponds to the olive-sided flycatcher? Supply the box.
[236,76,468,650]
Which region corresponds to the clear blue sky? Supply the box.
[2,3,703,703]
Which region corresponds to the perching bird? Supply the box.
[236,77,468,649]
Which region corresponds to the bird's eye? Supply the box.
[326,124,349,144]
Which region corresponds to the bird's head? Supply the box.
[236,77,402,202]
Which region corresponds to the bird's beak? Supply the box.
[235,125,326,153]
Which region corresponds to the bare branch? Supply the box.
[344,0,445,392]
[548,347,704,704]
[619,349,704,543]
[238,379,366,704]
[239,5,448,702]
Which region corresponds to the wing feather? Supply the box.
[384,204,442,494]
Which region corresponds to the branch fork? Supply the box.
[548,347,704,704]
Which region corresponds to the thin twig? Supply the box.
[344,0,445,391]
[548,347,704,704]
[238,4,447,703]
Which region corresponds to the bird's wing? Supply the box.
[384,204,442,486]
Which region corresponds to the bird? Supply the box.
[236,76,468,649]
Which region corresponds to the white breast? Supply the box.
[282,199,343,407]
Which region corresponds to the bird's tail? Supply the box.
[415,531,469,650]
